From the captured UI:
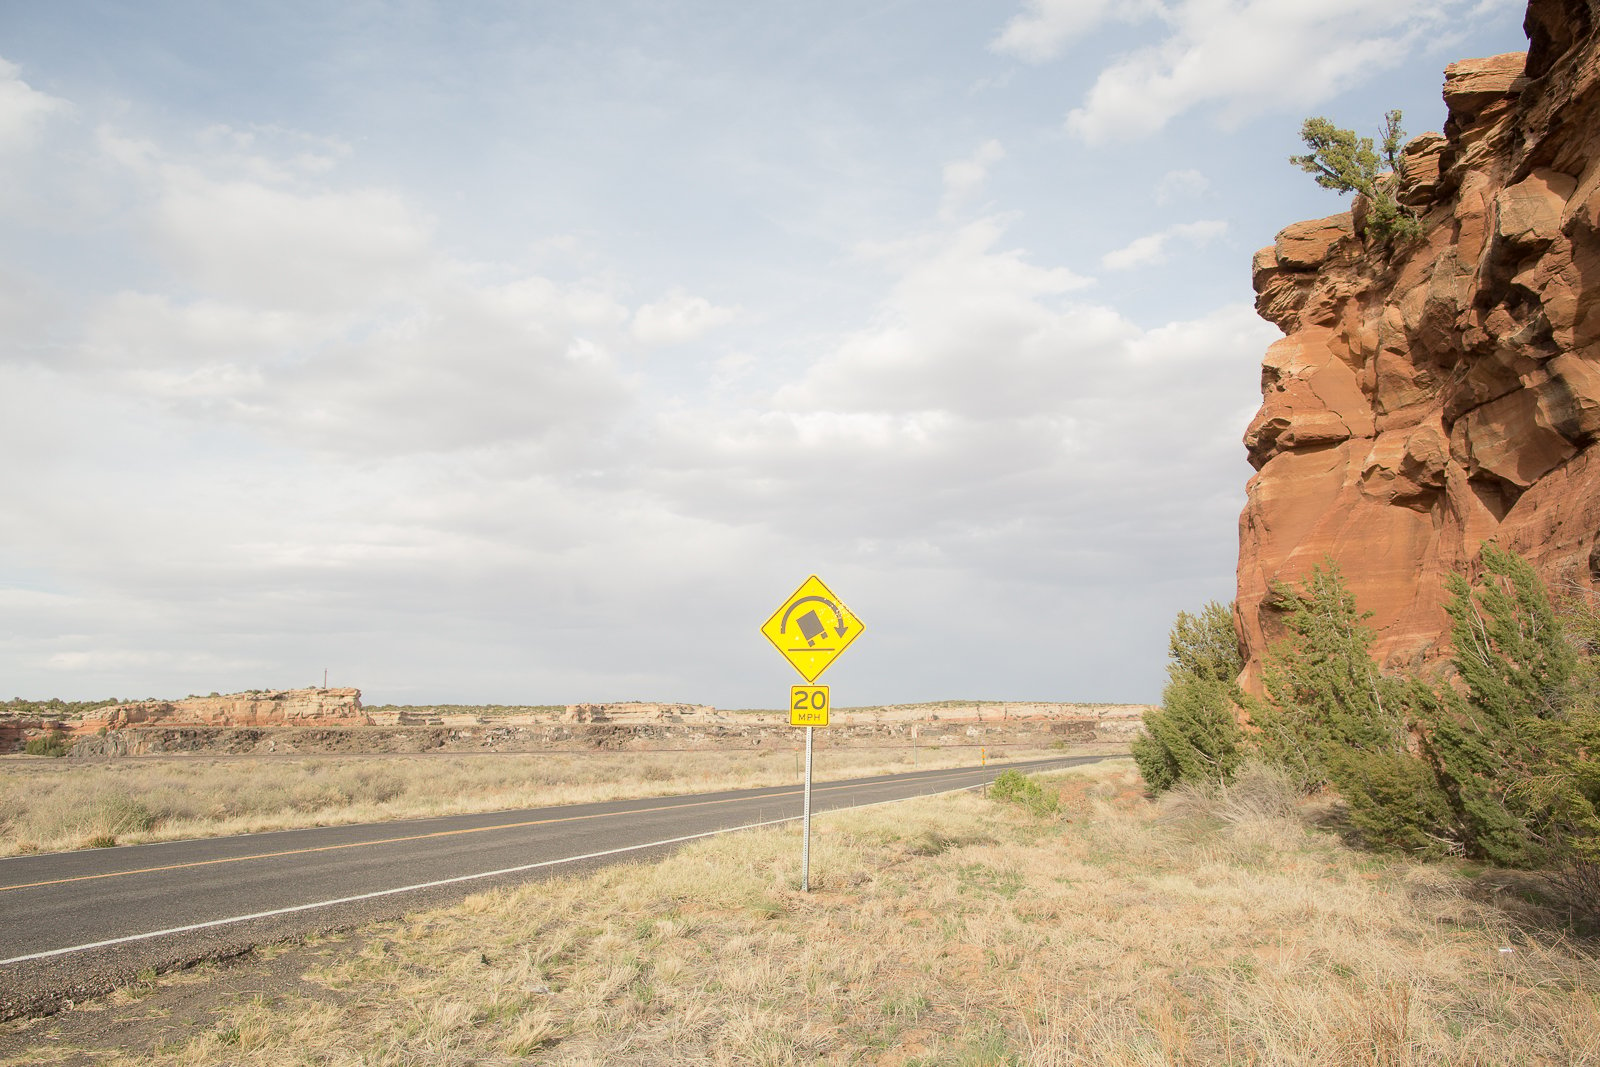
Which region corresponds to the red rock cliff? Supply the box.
[1238,0,1600,690]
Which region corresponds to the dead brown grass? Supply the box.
[25,758,1598,1065]
[0,743,1079,856]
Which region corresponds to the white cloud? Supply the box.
[0,58,68,151]
[940,139,1005,220]
[44,649,246,672]
[632,289,737,345]
[2,123,643,457]
[157,174,435,314]
[780,219,1098,417]
[662,220,1271,570]
[646,279,1274,601]
[990,0,1153,63]
[709,350,755,394]
[1155,168,1211,205]
[0,25,1298,707]
[76,275,633,456]
[1048,0,1488,143]
[193,122,352,181]
[1101,219,1228,270]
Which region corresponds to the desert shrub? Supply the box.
[1546,589,1600,887]
[1250,561,1454,852]
[1159,761,1300,828]
[24,731,71,757]
[1157,761,1301,847]
[1249,561,1369,791]
[1426,544,1583,867]
[989,770,1059,817]
[91,794,159,835]
[1131,601,1244,792]
[2,697,127,719]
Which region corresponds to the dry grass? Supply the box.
[0,743,1077,856]
[45,759,1600,1065]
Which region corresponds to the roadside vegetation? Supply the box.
[1141,544,1600,928]
[0,742,1085,857]
[16,760,1599,1065]
[20,730,71,758]
[1131,601,1244,792]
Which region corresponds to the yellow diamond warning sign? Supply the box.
[761,575,864,683]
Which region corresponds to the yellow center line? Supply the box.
[0,768,982,894]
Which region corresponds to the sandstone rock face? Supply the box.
[78,688,367,732]
[362,700,1146,731]
[0,717,66,752]
[561,702,716,723]
[22,697,1147,754]
[1238,0,1600,691]
[62,717,1120,758]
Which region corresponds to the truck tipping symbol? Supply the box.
[795,609,826,646]
[781,595,849,645]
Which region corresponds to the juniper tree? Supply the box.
[1251,561,1451,850]
[1290,110,1422,245]
[1132,601,1245,792]
[1427,543,1579,866]
[1540,587,1600,910]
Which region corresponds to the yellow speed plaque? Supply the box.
[790,685,829,727]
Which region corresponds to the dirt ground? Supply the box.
[0,934,364,1065]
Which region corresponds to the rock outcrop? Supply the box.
[62,715,1130,759]
[77,688,367,732]
[1238,0,1600,689]
[0,717,66,752]
[10,696,1146,754]
[560,702,717,723]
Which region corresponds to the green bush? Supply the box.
[1425,543,1580,867]
[2,697,127,718]
[1236,545,1600,903]
[23,731,71,758]
[1132,601,1245,793]
[87,794,159,837]
[1290,109,1422,246]
[1546,591,1600,876]
[1250,561,1453,851]
[989,770,1059,817]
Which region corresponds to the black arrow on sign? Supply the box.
[781,595,849,638]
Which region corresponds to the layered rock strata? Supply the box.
[6,693,1146,754]
[1239,0,1600,689]
[63,716,1125,758]
[77,688,367,731]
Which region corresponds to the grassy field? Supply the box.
[0,743,1088,856]
[10,760,1598,1065]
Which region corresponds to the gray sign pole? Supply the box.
[801,724,814,891]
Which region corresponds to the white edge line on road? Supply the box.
[1,767,1040,967]
[1,816,791,966]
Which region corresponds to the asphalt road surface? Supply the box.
[0,754,1109,1019]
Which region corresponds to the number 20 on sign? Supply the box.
[790,686,829,727]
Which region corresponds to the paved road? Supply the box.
[0,754,1107,1018]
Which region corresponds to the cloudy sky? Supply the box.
[0,0,1527,708]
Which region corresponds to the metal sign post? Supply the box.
[763,576,861,894]
[801,725,814,891]
[790,684,828,892]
